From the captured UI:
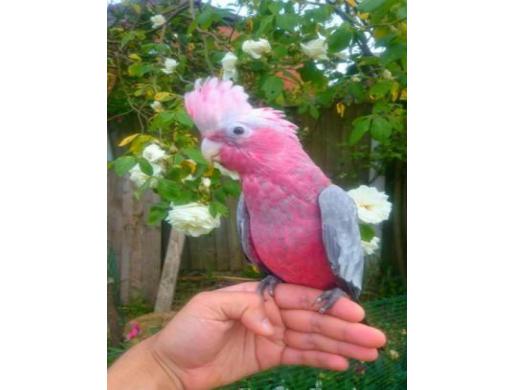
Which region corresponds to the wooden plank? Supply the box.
[140,190,161,304]
[215,218,230,271]
[129,196,143,301]
[108,170,162,304]
[154,230,186,312]
[226,197,244,271]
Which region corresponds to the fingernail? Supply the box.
[261,318,273,333]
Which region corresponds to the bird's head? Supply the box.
[184,78,299,175]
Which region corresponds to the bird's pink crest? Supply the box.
[184,78,252,133]
[184,78,298,135]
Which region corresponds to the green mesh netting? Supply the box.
[219,295,407,390]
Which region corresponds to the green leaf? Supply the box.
[360,224,375,242]
[349,116,371,145]
[307,5,333,22]
[222,179,241,197]
[369,80,393,99]
[157,179,180,201]
[209,201,229,217]
[127,63,153,77]
[150,111,175,130]
[396,4,407,19]
[134,177,152,199]
[141,43,171,56]
[299,61,326,87]
[370,116,393,141]
[176,109,194,128]
[120,31,136,48]
[148,204,169,225]
[328,24,353,52]
[348,82,366,102]
[183,148,207,164]
[197,8,218,29]
[138,158,153,176]
[255,15,274,35]
[249,61,266,71]
[213,188,226,203]
[261,76,284,100]
[268,2,282,14]
[358,0,387,12]
[276,14,298,32]
[372,101,392,115]
[113,156,137,176]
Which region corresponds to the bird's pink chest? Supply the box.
[243,176,336,290]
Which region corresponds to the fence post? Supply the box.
[154,229,186,312]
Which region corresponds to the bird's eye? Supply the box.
[232,126,245,135]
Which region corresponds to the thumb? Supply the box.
[205,291,274,337]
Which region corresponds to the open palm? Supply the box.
[152,282,386,390]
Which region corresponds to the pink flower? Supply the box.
[125,322,141,341]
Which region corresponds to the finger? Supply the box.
[284,330,379,362]
[273,284,365,322]
[193,291,274,336]
[281,347,349,371]
[282,309,386,348]
[217,282,259,293]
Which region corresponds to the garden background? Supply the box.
[107,0,406,387]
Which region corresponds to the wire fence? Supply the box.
[219,295,407,390]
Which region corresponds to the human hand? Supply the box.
[149,282,386,390]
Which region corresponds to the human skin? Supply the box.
[108,282,386,390]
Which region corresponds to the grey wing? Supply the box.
[319,184,364,299]
[236,194,262,267]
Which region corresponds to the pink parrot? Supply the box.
[184,78,364,313]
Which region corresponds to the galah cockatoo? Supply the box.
[184,78,364,312]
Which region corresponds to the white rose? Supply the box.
[128,163,162,188]
[142,144,167,163]
[221,52,238,81]
[242,38,271,59]
[166,202,221,237]
[361,236,380,255]
[351,74,361,82]
[221,52,238,70]
[214,162,240,180]
[222,68,238,81]
[161,58,178,74]
[150,14,166,29]
[300,38,328,60]
[348,185,392,224]
[383,69,394,80]
[150,101,163,112]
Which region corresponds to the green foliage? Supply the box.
[107,0,407,226]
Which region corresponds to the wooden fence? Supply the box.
[107,104,407,304]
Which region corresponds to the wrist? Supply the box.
[108,335,184,390]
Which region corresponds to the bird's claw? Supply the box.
[257,275,281,297]
[314,288,347,314]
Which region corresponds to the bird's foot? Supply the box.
[257,275,281,297]
[314,288,348,314]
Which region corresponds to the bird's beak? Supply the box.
[201,138,222,162]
